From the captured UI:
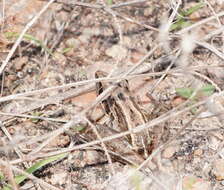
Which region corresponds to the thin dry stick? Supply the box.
[1,71,170,122]
[4,66,219,151]
[1,62,222,104]
[142,109,205,166]
[158,0,181,54]
[204,0,222,27]
[1,128,65,154]
[0,125,24,159]
[0,122,30,169]
[1,139,19,190]
[60,0,158,31]
[203,140,224,175]
[123,87,207,184]
[1,21,222,103]
[105,7,158,32]
[196,41,224,60]
[150,50,180,94]
[61,0,147,9]
[104,7,123,45]
[57,1,103,9]
[168,0,182,27]
[24,44,161,158]
[0,70,158,103]
[126,44,161,76]
[17,97,207,161]
[203,25,224,41]
[0,85,94,122]
[109,0,147,9]
[5,66,222,157]
[0,112,68,123]
[102,2,124,73]
[119,108,205,189]
[0,81,93,104]
[121,89,207,190]
[0,0,5,32]
[74,44,161,118]
[170,125,220,131]
[65,142,74,189]
[3,71,220,157]
[29,124,67,155]
[177,11,224,35]
[0,79,86,103]
[6,162,19,190]
[191,71,221,92]
[0,159,61,190]
[59,0,146,9]
[84,117,115,174]
[0,0,56,75]
[1,123,41,190]
[84,146,140,167]
[1,64,222,124]
[0,69,162,103]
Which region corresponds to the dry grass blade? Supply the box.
[85,117,115,174]
[196,41,224,60]
[0,160,60,190]
[109,0,147,8]
[120,108,205,188]
[0,0,56,75]
[2,0,224,188]
[13,96,208,161]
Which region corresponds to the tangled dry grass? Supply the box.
[1,0,224,190]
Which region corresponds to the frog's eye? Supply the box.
[117,92,125,101]
[96,82,104,95]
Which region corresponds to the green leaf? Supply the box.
[176,87,194,99]
[199,84,215,96]
[170,2,204,31]
[107,0,113,5]
[176,84,215,99]
[61,47,73,54]
[4,32,53,56]
[0,171,4,180]
[182,2,204,17]
[170,20,192,31]
[72,124,86,132]
[130,172,142,190]
[30,111,42,123]
[3,153,68,190]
